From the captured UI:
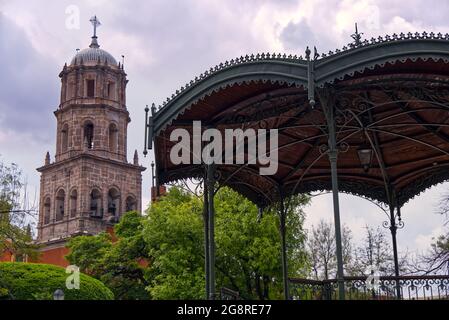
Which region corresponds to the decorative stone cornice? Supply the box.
[37,152,146,173]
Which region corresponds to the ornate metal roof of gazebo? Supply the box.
[147,32,449,208]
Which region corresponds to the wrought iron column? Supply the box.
[206,164,216,300]
[388,204,402,299]
[203,178,210,299]
[328,150,345,300]
[279,192,289,300]
[322,91,345,300]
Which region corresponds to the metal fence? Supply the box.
[220,287,241,300]
[290,275,449,300]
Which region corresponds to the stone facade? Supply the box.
[36,34,145,247]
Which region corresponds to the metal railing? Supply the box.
[290,275,449,300]
[220,287,241,300]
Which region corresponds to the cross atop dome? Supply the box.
[89,15,101,48]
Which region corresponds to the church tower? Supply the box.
[36,17,145,260]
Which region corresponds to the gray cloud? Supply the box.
[279,19,317,51]
[0,13,59,143]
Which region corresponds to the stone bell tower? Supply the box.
[36,17,145,261]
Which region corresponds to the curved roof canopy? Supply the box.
[148,32,449,208]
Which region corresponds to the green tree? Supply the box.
[65,232,112,276]
[144,186,309,300]
[67,187,310,300]
[66,211,150,300]
[0,159,39,260]
[143,187,205,299]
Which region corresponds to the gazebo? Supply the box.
[145,31,449,300]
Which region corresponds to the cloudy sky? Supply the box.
[1,0,448,257]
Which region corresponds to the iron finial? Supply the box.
[305,46,311,60]
[133,149,139,165]
[45,152,50,165]
[313,46,319,60]
[151,102,157,116]
[351,23,364,47]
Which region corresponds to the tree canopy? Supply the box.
[0,159,38,260]
[67,186,310,300]
[66,211,150,300]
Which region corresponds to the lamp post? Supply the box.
[53,289,65,300]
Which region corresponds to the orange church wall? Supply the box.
[33,228,115,268]
[0,250,13,262]
[2,227,147,269]
[35,246,70,268]
[1,240,14,262]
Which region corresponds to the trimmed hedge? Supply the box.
[0,262,114,300]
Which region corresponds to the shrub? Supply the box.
[0,262,114,300]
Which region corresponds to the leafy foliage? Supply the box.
[0,262,113,300]
[67,187,310,300]
[66,211,150,300]
[144,186,309,300]
[65,232,112,275]
[143,187,207,300]
[0,160,39,260]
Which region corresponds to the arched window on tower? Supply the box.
[70,189,77,218]
[109,123,118,154]
[90,189,103,218]
[44,197,51,224]
[125,196,137,212]
[61,124,69,153]
[83,122,94,149]
[107,188,120,217]
[55,190,65,222]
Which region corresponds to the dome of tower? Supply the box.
[70,36,118,66]
[71,46,118,66]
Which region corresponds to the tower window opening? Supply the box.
[86,79,95,97]
[90,189,103,218]
[125,196,137,212]
[55,190,65,222]
[83,122,94,149]
[107,188,120,217]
